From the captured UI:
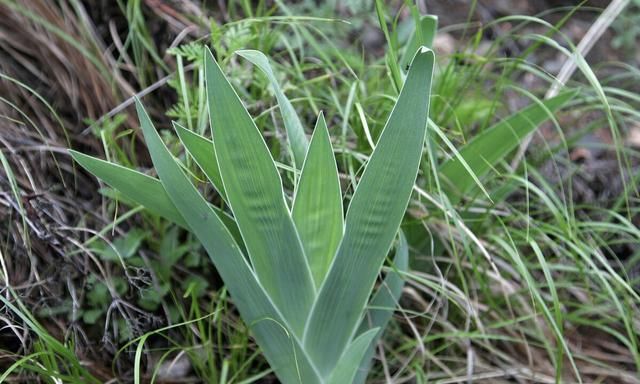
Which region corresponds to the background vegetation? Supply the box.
[1,0,639,382]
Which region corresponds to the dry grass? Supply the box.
[0,1,218,378]
[0,1,138,375]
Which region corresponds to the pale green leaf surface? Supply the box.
[303,48,434,375]
[353,231,409,384]
[292,112,343,285]
[400,15,438,69]
[326,328,379,384]
[69,150,188,227]
[236,49,309,168]
[69,151,242,242]
[439,90,577,201]
[174,122,226,201]
[134,99,321,384]
[205,48,315,334]
[174,124,293,185]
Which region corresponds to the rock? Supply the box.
[434,33,456,56]
[150,352,192,380]
[625,124,640,148]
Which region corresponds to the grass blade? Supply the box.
[205,47,315,333]
[236,49,309,168]
[134,99,321,384]
[0,293,101,383]
[439,90,577,201]
[292,112,343,285]
[303,47,434,375]
[0,150,28,251]
[353,231,409,384]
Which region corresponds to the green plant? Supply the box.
[0,294,101,383]
[611,1,640,54]
[70,46,434,383]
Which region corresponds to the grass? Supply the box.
[1,0,639,383]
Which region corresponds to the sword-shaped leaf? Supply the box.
[69,151,241,242]
[303,47,434,375]
[400,15,438,69]
[292,112,343,285]
[439,90,577,202]
[327,328,379,384]
[354,231,409,384]
[69,151,187,227]
[236,49,309,168]
[134,99,322,384]
[174,122,226,201]
[204,48,315,333]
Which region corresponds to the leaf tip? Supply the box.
[67,149,92,165]
[133,96,146,120]
[407,46,435,73]
[418,45,432,54]
[317,110,326,123]
[203,45,214,59]
[67,149,85,166]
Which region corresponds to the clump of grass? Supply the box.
[0,291,101,383]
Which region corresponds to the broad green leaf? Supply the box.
[303,47,434,375]
[400,15,438,69]
[134,99,322,384]
[205,47,315,334]
[69,150,187,227]
[236,49,309,168]
[174,122,226,201]
[175,124,293,196]
[69,151,243,247]
[326,328,379,384]
[439,90,577,201]
[292,112,343,285]
[354,231,409,384]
